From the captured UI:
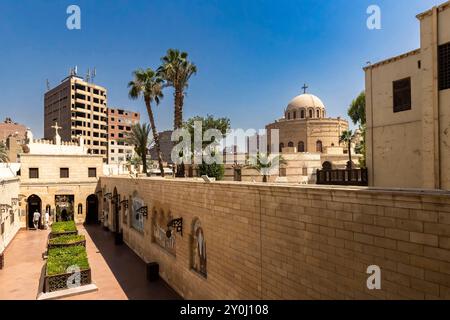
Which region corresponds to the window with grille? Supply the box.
[439,42,450,91]
[393,77,411,113]
[29,168,39,179]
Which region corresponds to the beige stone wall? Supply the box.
[0,178,21,254]
[365,3,450,190]
[18,154,103,226]
[100,177,450,300]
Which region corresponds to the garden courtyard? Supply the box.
[0,224,180,300]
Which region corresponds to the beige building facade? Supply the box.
[44,74,108,161]
[365,1,450,190]
[19,128,103,228]
[0,177,21,268]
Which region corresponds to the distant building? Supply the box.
[364,1,450,190]
[107,107,140,166]
[0,118,27,162]
[44,73,108,162]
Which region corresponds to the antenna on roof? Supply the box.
[46,79,50,91]
[91,68,96,83]
[74,65,78,75]
[86,68,91,82]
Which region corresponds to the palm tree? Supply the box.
[128,68,165,177]
[0,142,9,163]
[246,152,287,183]
[158,49,197,129]
[339,130,354,169]
[123,123,152,174]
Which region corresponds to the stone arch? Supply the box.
[191,218,207,277]
[86,194,98,224]
[316,109,320,118]
[308,109,313,118]
[288,141,294,148]
[322,161,333,170]
[279,143,284,153]
[27,194,42,229]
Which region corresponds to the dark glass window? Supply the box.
[298,141,305,152]
[439,42,450,91]
[60,168,69,178]
[393,77,412,113]
[29,168,39,179]
[88,168,97,178]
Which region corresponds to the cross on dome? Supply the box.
[302,83,309,94]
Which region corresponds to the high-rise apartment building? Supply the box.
[44,74,108,161]
[107,107,140,165]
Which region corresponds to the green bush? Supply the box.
[51,221,77,234]
[47,246,89,276]
[198,162,225,180]
[49,234,85,245]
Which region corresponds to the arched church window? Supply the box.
[78,204,83,215]
[309,109,313,118]
[191,218,207,277]
[301,109,305,118]
[288,142,294,148]
[317,109,320,118]
[316,140,323,153]
[279,143,284,153]
[298,141,305,152]
[287,112,291,120]
[293,111,296,119]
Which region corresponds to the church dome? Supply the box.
[285,93,326,120]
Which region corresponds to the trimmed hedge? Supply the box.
[48,234,86,247]
[47,246,90,276]
[51,221,77,234]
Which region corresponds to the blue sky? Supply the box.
[0,0,445,137]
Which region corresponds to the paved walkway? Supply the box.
[0,225,181,300]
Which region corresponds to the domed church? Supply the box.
[266,89,350,156]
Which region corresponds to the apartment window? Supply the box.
[393,77,412,112]
[29,168,39,179]
[60,168,69,178]
[87,167,97,179]
[439,42,450,91]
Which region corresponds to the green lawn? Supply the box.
[47,246,90,276]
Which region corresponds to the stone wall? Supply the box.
[101,177,450,299]
[0,178,21,255]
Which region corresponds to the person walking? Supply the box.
[33,210,41,230]
[44,210,50,229]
